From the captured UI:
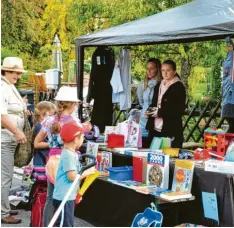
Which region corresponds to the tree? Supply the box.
[1,0,46,71]
[1,0,226,101]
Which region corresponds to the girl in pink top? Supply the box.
[34,86,91,226]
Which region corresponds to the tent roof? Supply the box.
[74,0,234,47]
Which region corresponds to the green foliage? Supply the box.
[210,56,223,101]
[1,0,227,103]
[1,47,18,63]
[188,67,209,100]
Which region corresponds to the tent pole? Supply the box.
[76,45,84,121]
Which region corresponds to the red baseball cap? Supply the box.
[60,121,91,143]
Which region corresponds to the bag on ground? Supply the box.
[30,182,47,227]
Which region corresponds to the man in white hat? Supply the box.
[1,57,27,224]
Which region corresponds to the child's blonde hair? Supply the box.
[51,101,76,134]
[34,101,56,124]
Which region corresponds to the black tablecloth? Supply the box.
[179,165,234,227]
[75,152,234,227]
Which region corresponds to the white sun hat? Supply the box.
[1,57,27,73]
[54,86,81,102]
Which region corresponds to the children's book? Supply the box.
[133,156,147,183]
[150,137,171,150]
[150,137,162,150]
[135,186,171,197]
[86,141,99,164]
[124,150,162,157]
[171,160,195,193]
[96,151,112,171]
[160,192,192,201]
[114,147,138,154]
[108,179,157,190]
[161,137,171,149]
[146,153,170,189]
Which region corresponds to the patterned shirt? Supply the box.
[41,114,81,148]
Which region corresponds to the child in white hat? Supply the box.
[34,86,91,226]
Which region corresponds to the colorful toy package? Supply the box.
[96,151,112,171]
[86,141,99,164]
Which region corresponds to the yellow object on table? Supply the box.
[163,148,180,157]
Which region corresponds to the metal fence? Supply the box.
[112,99,228,143]
[34,85,229,144]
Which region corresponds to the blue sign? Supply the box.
[202,192,219,225]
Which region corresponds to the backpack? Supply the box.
[30,183,47,227]
[131,202,163,227]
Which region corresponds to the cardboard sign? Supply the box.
[202,192,219,224]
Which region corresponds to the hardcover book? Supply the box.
[133,156,147,183]
[172,160,195,193]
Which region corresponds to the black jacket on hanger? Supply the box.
[87,46,115,133]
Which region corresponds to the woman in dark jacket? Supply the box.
[145,60,186,148]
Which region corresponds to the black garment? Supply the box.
[146,81,186,148]
[87,47,115,133]
[227,118,234,133]
[146,128,165,148]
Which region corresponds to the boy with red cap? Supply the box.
[52,121,95,227]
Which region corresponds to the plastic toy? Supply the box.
[194,148,210,160]
[48,154,97,227]
[204,128,234,160]
[75,170,99,204]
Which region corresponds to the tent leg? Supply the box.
[76,45,84,121]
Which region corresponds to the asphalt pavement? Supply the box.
[1,172,94,227]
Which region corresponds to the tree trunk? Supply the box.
[180,56,192,90]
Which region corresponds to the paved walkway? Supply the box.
[1,209,94,227]
[1,170,94,227]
